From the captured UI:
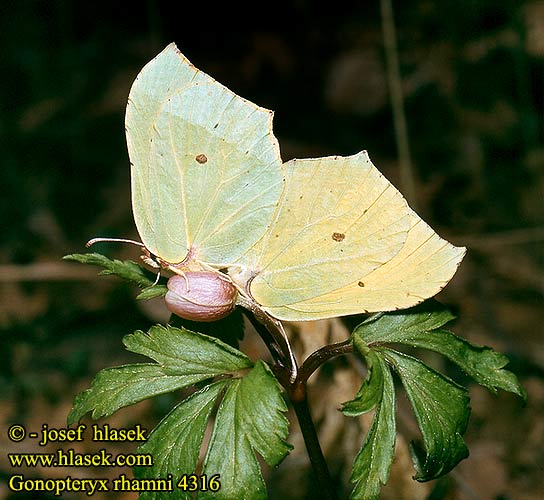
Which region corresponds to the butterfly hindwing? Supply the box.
[260,208,466,321]
[241,153,407,305]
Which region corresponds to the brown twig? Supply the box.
[381,0,417,207]
[0,262,97,282]
[298,339,354,385]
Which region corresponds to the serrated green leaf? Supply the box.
[349,351,396,500]
[342,339,384,416]
[68,364,192,424]
[354,301,455,345]
[197,361,292,500]
[382,349,470,481]
[395,328,524,398]
[124,325,252,377]
[137,284,168,300]
[354,303,525,398]
[135,382,227,500]
[63,252,155,288]
[69,325,253,424]
[169,306,245,348]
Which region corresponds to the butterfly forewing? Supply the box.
[126,44,282,266]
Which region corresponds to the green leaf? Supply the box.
[348,305,523,488]
[382,349,470,481]
[342,339,384,416]
[354,303,525,398]
[348,349,396,500]
[131,361,290,500]
[124,325,252,377]
[397,327,524,398]
[63,252,155,288]
[135,381,227,500]
[354,301,455,345]
[69,325,253,424]
[68,364,192,424]
[197,361,292,500]
[137,284,168,300]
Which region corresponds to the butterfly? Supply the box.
[119,43,465,323]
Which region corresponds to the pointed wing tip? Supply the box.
[451,243,468,268]
[162,42,190,64]
[163,42,185,58]
[359,149,369,158]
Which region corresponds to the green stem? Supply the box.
[289,382,339,500]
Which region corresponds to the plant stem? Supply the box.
[289,382,339,500]
[240,299,355,499]
[237,295,298,381]
[298,339,354,384]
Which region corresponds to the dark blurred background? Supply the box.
[1,1,542,499]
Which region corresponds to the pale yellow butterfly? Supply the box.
[125,43,465,322]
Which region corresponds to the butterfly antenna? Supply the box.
[86,237,145,248]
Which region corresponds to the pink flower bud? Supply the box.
[165,272,237,322]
